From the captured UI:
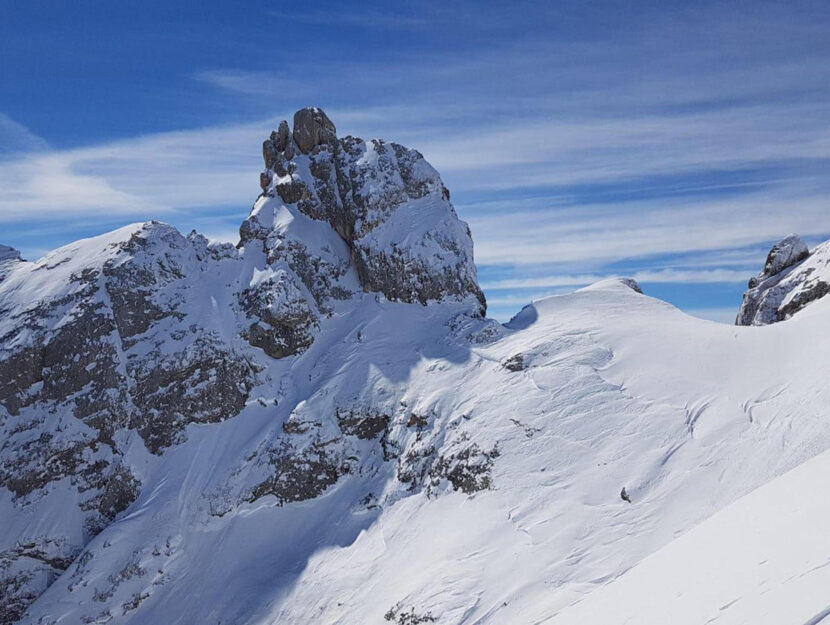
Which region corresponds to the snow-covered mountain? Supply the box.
[1,108,830,625]
[737,233,830,325]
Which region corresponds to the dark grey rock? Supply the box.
[429,442,500,495]
[336,408,390,440]
[248,439,349,506]
[737,235,830,325]
[761,234,809,280]
[384,604,437,624]
[238,275,318,360]
[502,354,526,372]
[292,107,337,154]
[619,278,643,294]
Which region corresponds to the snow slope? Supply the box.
[554,442,830,625]
[264,280,830,625]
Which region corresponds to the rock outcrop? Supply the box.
[737,234,830,325]
[292,106,337,155]
[0,246,20,263]
[242,106,486,316]
[0,246,21,283]
[755,234,810,284]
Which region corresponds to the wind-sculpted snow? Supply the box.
[555,444,830,625]
[2,109,830,624]
[737,233,830,325]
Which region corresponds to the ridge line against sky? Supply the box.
[1,0,829,321]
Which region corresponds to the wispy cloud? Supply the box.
[193,70,310,98]
[2,1,829,323]
[468,182,830,267]
[482,268,751,291]
[0,116,278,221]
[420,102,830,191]
[0,113,49,159]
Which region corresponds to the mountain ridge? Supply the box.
[1,109,830,624]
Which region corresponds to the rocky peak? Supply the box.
[737,234,830,325]
[243,106,486,316]
[752,233,809,288]
[0,245,20,262]
[292,106,337,154]
[0,111,488,619]
[0,245,22,283]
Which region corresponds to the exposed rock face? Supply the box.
[242,106,486,316]
[737,235,830,325]
[0,109,490,623]
[292,107,337,154]
[0,538,79,625]
[758,234,809,283]
[0,223,261,619]
[239,272,318,359]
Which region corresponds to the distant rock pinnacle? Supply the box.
[737,234,830,325]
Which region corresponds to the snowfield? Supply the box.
[556,443,830,625]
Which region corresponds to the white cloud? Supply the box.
[1,104,827,276]
[0,113,49,158]
[0,117,277,221]
[418,101,830,192]
[2,6,829,273]
[481,268,751,291]
[468,182,830,267]
[193,70,309,98]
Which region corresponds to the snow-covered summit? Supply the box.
[737,233,830,325]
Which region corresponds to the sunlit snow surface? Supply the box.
[8,271,830,624]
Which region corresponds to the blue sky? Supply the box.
[2,1,829,322]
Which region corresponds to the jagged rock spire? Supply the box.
[243,107,486,316]
[292,107,337,154]
[736,234,830,325]
[756,233,809,286]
